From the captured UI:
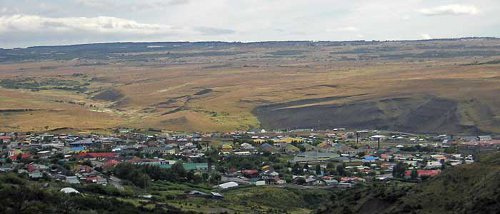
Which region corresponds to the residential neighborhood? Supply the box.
[0,128,496,195]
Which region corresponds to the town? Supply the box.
[1,128,497,200]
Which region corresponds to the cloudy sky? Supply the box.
[0,0,498,48]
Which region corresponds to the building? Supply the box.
[292,151,340,163]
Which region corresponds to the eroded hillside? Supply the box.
[0,39,499,133]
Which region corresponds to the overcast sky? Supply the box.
[0,0,498,48]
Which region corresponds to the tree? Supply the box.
[303,164,309,172]
[411,169,418,180]
[134,173,150,188]
[440,159,446,170]
[82,160,92,167]
[336,164,346,176]
[315,165,322,175]
[113,163,150,188]
[357,152,366,158]
[292,163,302,175]
[326,162,335,169]
[208,172,221,184]
[392,162,407,178]
[171,162,187,180]
[202,172,209,181]
[295,177,306,185]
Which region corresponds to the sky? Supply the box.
[0,0,499,48]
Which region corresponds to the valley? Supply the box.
[0,39,499,134]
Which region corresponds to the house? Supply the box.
[60,187,80,194]
[274,137,303,144]
[142,146,176,155]
[362,156,379,163]
[292,151,340,163]
[282,144,300,153]
[211,192,224,199]
[317,142,335,152]
[478,135,492,141]
[103,159,120,170]
[304,176,326,186]
[27,163,49,173]
[234,151,252,156]
[158,162,209,171]
[77,165,93,173]
[276,179,286,185]
[187,190,209,197]
[425,161,443,169]
[340,177,366,183]
[76,152,118,160]
[221,144,233,153]
[241,169,259,178]
[404,170,441,178]
[65,176,80,184]
[218,181,239,189]
[69,138,94,147]
[0,165,13,172]
[8,149,31,160]
[301,143,317,152]
[69,146,87,153]
[36,150,51,158]
[259,143,276,153]
[253,139,266,144]
[261,170,280,184]
[182,163,209,171]
[337,182,352,188]
[29,171,43,179]
[255,180,266,186]
[240,143,255,151]
[322,176,339,186]
[0,136,12,143]
[86,175,107,185]
[380,153,391,161]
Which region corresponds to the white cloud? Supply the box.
[0,14,235,36]
[76,0,191,11]
[0,14,238,47]
[327,26,359,32]
[0,14,175,34]
[421,34,432,40]
[0,0,498,48]
[337,26,359,32]
[418,4,480,16]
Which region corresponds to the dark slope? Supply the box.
[254,95,487,134]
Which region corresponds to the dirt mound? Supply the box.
[92,89,124,102]
[194,88,213,96]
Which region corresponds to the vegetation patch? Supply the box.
[92,88,125,102]
[0,77,88,92]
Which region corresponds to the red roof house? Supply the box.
[76,152,118,159]
[405,169,441,178]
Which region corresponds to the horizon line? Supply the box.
[2,36,498,50]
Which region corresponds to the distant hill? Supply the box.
[0,38,499,133]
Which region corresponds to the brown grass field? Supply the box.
[0,39,499,134]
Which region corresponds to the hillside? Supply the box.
[318,152,500,214]
[0,39,499,134]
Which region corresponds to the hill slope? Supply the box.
[318,152,500,214]
[0,39,499,133]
